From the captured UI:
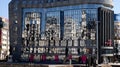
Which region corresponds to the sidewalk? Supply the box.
[101,64,112,67]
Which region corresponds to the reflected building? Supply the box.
[64,17,76,40]
[9,0,114,63]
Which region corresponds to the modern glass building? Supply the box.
[9,0,114,64]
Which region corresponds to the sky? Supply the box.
[0,0,120,19]
[0,0,11,18]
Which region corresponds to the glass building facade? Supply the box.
[21,5,99,61]
[9,0,113,64]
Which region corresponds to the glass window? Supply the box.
[34,1,38,4]
[114,14,120,21]
[102,49,113,54]
[39,0,44,3]
[22,12,41,52]
[46,12,60,39]
[22,1,26,4]
[21,4,100,59]
[27,1,32,5]
[47,0,54,3]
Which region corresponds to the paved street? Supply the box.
[0,62,90,67]
[3,62,120,67]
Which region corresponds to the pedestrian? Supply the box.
[42,54,46,62]
[63,56,67,63]
[91,57,93,66]
[54,54,59,62]
[88,56,92,67]
[29,54,34,63]
[78,56,81,64]
[81,55,87,64]
[86,57,88,67]
[93,59,96,67]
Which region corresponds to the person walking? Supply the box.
[29,54,34,63]
[81,55,87,64]
[86,57,88,67]
[93,58,96,67]
[78,56,82,64]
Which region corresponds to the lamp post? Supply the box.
[96,20,99,65]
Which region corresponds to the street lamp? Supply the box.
[95,20,99,65]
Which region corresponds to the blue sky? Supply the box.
[113,0,120,14]
[0,0,11,18]
[0,0,120,18]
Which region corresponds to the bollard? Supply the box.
[69,59,72,65]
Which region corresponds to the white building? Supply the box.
[114,14,120,55]
[0,17,9,60]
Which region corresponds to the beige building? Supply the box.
[0,17,9,60]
